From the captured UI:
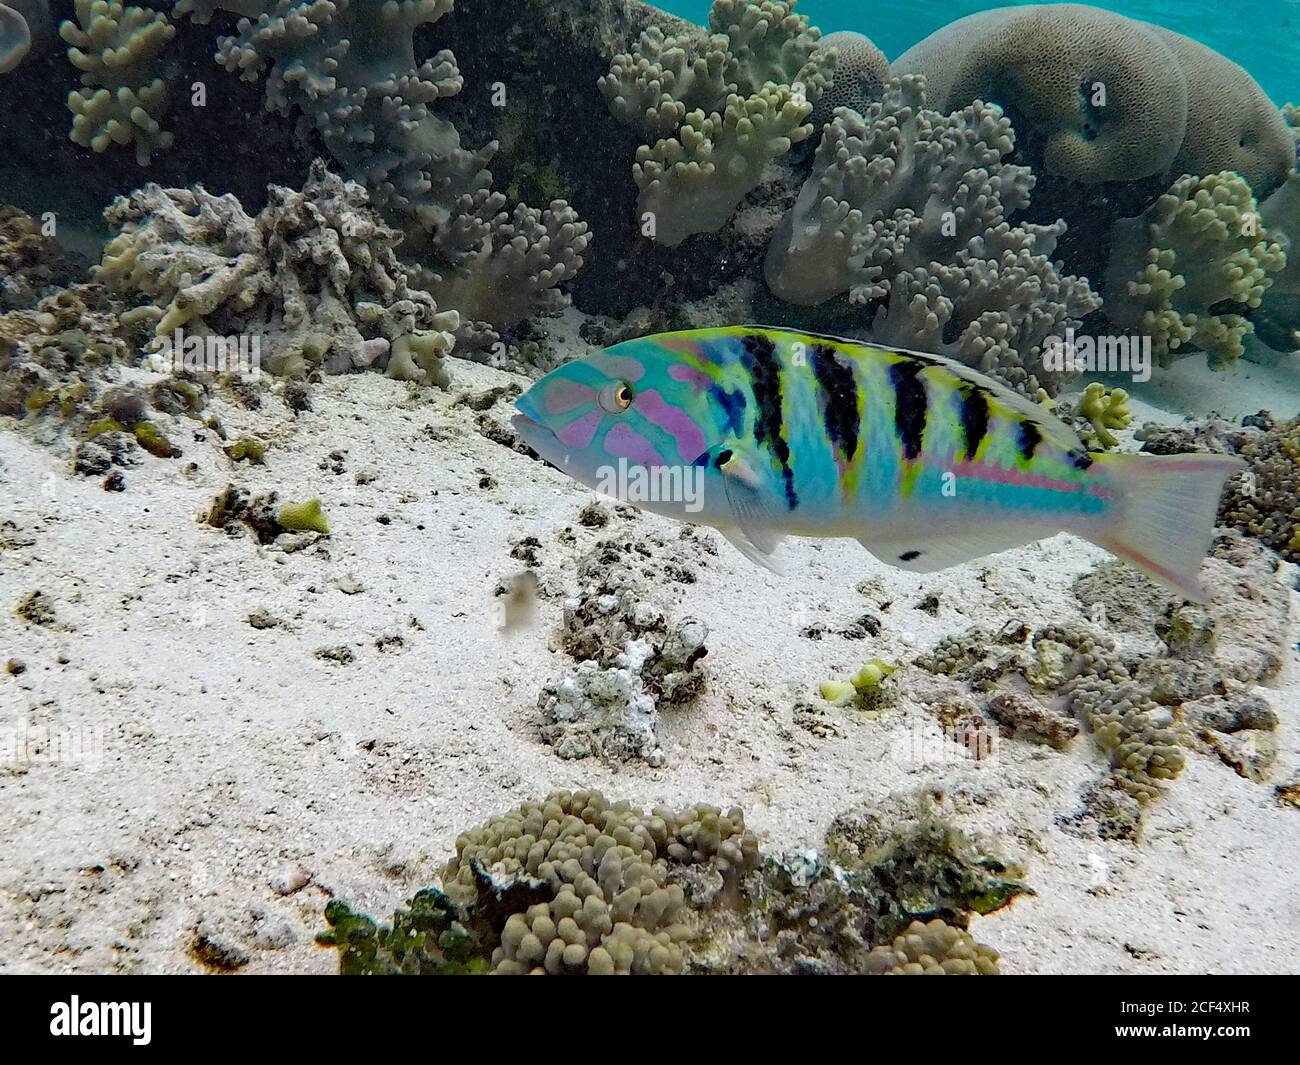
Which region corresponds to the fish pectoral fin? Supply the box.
[857,525,1053,573]
[714,445,786,573]
[720,526,785,574]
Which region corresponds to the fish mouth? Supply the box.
[510,410,574,471]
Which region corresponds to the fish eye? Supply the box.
[599,381,634,414]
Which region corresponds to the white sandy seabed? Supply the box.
[2,323,1298,975]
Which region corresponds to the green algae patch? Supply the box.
[224,437,265,464]
[132,421,180,458]
[86,416,125,438]
[317,889,491,975]
[278,497,328,535]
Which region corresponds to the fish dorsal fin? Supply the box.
[857,524,1058,573]
[737,324,1088,451]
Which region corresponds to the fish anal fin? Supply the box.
[857,525,1056,573]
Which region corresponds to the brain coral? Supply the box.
[809,29,889,129]
[894,4,1292,195]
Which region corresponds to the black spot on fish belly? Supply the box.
[889,360,927,461]
[899,549,922,561]
[810,344,860,463]
[1016,419,1043,461]
[741,333,798,509]
[958,385,990,460]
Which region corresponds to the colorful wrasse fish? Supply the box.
[511,327,1244,601]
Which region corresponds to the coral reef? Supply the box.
[915,541,1290,837]
[893,4,1293,195]
[186,0,588,350]
[318,790,1016,975]
[1219,417,1300,563]
[1102,171,1285,369]
[60,0,176,165]
[0,206,80,311]
[539,537,709,764]
[95,160,459,383]
[764,75,1100,395]
[601,0,835,246]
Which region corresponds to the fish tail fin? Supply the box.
[1085,451,1245,602]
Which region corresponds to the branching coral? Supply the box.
[1102,172,1285,369]
[96,160,459,383]
[1071,381,1131,450]
[765,75,1100,395]
[601,0,835,247]
[893,4,1292,195]
[60,0,176,165]
[186,0,588,350]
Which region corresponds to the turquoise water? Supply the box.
[657,0,1300,103]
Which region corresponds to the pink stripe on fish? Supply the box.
[634,389,707,462]
[604,423,664,468]
[668,363,714,393]
[544,378,595,414]
[557,410,602,449]
[949,460,1115,499]
[588,355,645,382]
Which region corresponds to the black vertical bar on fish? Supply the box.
[958,384,990,461]
[740,332,798,510]
[809,343,861,465]
[889,359,928,462]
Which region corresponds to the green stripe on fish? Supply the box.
[512,326,1245,601]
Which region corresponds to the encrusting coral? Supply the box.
[764,75,1100,395]
[893,4,1293,195]
[59,0,176,166]
[176,0,589,352]
[538,536,709,765]
[601,0,837,247]
[915,540,1290,837]
[1219,417,1300,564]
[95,160,460,384]
[1102,171,1285,369]
[0,205,80,311]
